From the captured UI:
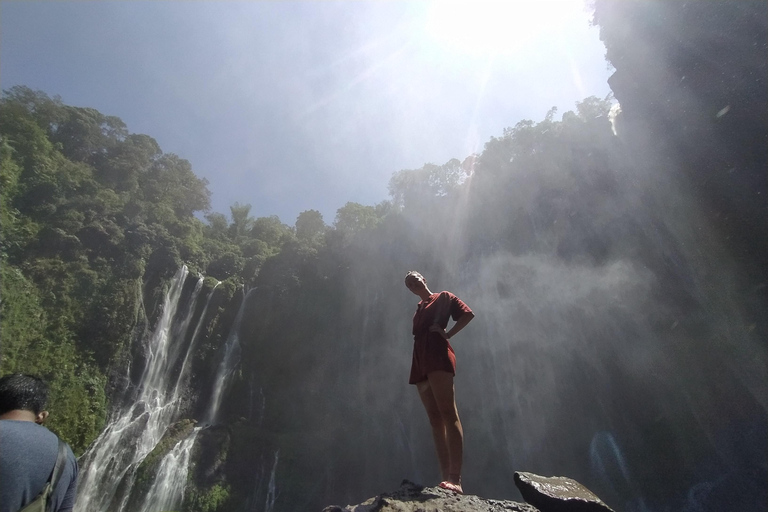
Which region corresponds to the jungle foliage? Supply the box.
[0,86,293,453]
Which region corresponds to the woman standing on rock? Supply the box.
[404,271,474,494]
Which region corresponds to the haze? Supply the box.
[0,0,611,223]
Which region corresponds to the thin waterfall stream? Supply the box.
[137,427,202,512]
[264,450,280,512]
[203,287,257,425]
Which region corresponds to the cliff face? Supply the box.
[592,0,768,292]
[588,3,768,509]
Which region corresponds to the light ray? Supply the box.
[300,41,413,117]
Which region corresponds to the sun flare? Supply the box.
[424,0,586,57]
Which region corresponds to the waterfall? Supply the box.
[249,383,266,426]
[203,287,256,425]
[264,450,279,512]
[172,280,221,401]
[131,282,222,512]
[137,427,202,512]
[75,267,206,512]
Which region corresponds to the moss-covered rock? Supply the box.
[133,419,198,495]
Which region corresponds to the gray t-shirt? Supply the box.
[0,420,78,512]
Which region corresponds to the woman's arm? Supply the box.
[430,311,475,340]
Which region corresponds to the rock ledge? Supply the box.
[322,479,538,512]
[323,472,616,512]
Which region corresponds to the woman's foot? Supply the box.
[439,481,463,494]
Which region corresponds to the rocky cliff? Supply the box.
[593,0,767,295]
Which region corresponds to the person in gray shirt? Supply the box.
[0,374,78,512]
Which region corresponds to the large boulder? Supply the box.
[322,479,537,512]
[513,472,615,512]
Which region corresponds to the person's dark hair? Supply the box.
[0,373,48,415]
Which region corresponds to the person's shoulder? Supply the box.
[0,419,58,443]
[64,442,78,466]
[0,419,54,432]
[64,440,79,482]
[444,291,472,310]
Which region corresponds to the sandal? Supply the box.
[439,481,463,494]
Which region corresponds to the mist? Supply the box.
[224,88,765,510]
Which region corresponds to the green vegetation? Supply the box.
[184,483,231,512]
[0,86,300,454]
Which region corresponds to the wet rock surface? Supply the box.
[513,472,615,512]
[323,473,618,512]
[322,479,538,512]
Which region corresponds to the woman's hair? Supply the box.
[0,373,48,415]
[404,270,424,284]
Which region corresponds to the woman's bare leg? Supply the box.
[416,380,450,480]
[426,371,463,486]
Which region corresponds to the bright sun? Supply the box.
[424,0,587,57]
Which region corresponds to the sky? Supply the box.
[0,1,612,226]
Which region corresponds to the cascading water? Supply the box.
[132,281,222,511]
[75,267,206,512]
[172,280,221,400]
[264,450,280,512]
[203,287,256,425]
[137,427,202,512]
[247,377,265,425]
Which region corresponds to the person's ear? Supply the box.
[35,411,49,424]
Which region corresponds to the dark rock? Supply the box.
[514,472,614,512]
[323,479,538,512]
[592,0,768,302]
